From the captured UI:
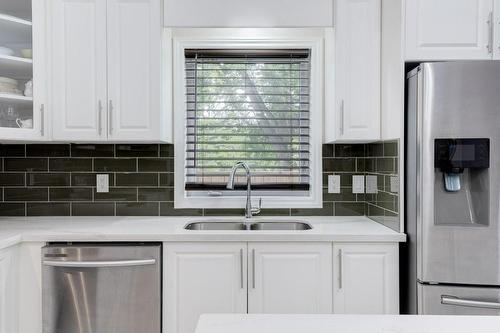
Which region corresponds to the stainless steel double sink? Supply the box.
[184,221,312,231]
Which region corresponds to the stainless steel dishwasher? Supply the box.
[42,243,161,333]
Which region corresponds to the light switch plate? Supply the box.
[366,175,378,194]
[328,175,341,193]
[352,175,365,194]
[96,174,109,193]
[390,176,399,193]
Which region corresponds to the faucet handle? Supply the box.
[251,197,262,216]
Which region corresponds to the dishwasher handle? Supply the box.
[43,258,156,268]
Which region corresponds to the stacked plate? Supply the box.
[0,77,21,95]
[0,46,14,56]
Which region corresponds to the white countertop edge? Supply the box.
[195,314,500,333]
[0,234,22,250]
[0,216,406,250]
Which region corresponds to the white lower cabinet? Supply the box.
[164,242,333,333]
[164,241,399,333]
[248,242,332,314]
[18,242,47,333]
[163,243,248,333]
[333,243,399,314]
[0,245,19,333]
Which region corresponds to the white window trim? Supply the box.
[170,28,328,209]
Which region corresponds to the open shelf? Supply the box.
[0,13,31,26]
[0,92,32,106]
[0,13,32,45]
[0,54,32,78]
[0,0,31,20]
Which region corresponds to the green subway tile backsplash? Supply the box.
[365,140,400,231]
[0,143,399,227]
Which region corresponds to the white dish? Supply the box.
[0,77,18,86]
[20,49,32,59]
[0,87,22,95]
[0,47,14,56]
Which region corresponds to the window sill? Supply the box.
[174,194,323,209]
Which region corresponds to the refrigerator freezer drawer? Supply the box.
[419,283,500,315]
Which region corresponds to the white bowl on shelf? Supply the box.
[0,77,18,86]
[20,49,32,59]
[0,47,15,56]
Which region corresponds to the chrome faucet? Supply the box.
[226,161,261,218]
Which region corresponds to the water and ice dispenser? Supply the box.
[434,139,490,225]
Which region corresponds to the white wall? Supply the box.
[381,0,404,141]
[164,0,334,27]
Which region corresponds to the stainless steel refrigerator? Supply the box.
[405,61,500,314]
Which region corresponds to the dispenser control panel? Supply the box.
[435,138,489,172]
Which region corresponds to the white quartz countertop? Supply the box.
[195,314,500,333]
[0,216,405,250]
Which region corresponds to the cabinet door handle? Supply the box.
[487,11,493,54]
[108,100,113,135]
[338,249,343,289]
[252,248,256,289]
[40,104,44,137]
[240,248,244,289]
[98,100,103,136]
[340,100,345,136]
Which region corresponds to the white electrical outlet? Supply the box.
[390,176,399,193]
[352,175,365,194]
[366,175,378,194]
[96,174,109,193]
[328,175,341,193]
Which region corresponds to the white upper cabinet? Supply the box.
[49,0,107,141]
[326,0,381,143]
[333,243,399,314]
[164,0,334,27]
[495,2,500,59]
[164,243,247,333]
[405,0,494,60]
[0,0,47,141]
[106,0,162,141]
[48,0,166,142]
[248,243,332,314]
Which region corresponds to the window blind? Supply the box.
[184,49,311,191]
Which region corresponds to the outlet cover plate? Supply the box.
[96,174,109,193]
[390,176,399,193]
[328,175,341,193]
[366,175,378,194]
[352,175,365,194]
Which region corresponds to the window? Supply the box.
[172,29,325,208]
[185,49,311,192]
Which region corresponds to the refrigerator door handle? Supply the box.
[441,295,500,310]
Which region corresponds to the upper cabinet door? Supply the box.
[494,0,500,59]
[331,0,381,142]
[0,0,47,142]
[49,0,107,141]
[164,242,247,333]
[248,242,332,314]
[405,0,494,60]
[333,243,399,314]
[106,0,162,142]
